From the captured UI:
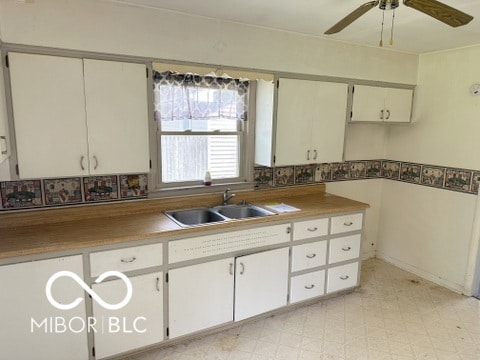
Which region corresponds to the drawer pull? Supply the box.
[306,253,317,259]
[344,222,353,226]
[305,284,315,290]
[342,246,352,251]
[286,226,292,234]
[120,256,136,263]
[156,277,161,292]
[340,275,350,280]
[307,227,318,232]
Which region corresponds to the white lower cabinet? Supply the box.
[327,262,359,293]
[234,247,289,321]
[91,271,164,359]
[168,258,234,339]
[168,247,290,337]
[0,256,88,360]
[290,270,325,303]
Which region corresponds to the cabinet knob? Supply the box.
[286,226,292,234]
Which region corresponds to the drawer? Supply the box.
[330,213,363,234]
[326,262,359,293]
[290,270,325,303]
[90,243,163,277]
[291,240,327,272]
[293,218,328,241]
[329,234,361,264]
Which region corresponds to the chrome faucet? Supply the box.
[222,188,236,205]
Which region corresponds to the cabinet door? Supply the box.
[0,256,88,360]
[351,85,385,122]
[9,52,89,178]
[83,59,150,175]
[384,88,413,123]
[234,247,289,321]
[168,258,234,338]
[310,81,348,163]
[275,78,316,166]
[92,272,164,359]
[0,54,9,163]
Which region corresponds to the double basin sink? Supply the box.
[165,203,277,227]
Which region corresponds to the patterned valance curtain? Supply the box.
[153,71,249,122]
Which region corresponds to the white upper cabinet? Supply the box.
[273,78,348,167]
[8,52,150,179]
[351,84,413,123]
[0,55,10,164]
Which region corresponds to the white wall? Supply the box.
[377,45,480,293]
[0,0,418,83]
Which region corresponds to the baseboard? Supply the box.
[361,251,376,260]
[375,252,466,295]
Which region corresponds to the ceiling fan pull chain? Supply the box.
[389,9,395,45]
[379,10,385,47]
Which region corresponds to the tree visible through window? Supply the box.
[153,71,249,186]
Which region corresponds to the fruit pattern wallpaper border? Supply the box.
[254,159,480,195]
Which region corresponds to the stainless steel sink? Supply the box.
[214,204,276,220]
[165,207,228,227]
[165,203,276,227]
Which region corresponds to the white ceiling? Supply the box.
[109,0,480,54]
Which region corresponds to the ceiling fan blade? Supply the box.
[403,0,473,27]
[324,1,379,35]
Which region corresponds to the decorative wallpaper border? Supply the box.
[0,174,148,210]
[254,160,480,195]
[1,160,477,211]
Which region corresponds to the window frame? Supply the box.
[149,76,256,197]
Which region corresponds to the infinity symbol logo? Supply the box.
[46,271,133,310]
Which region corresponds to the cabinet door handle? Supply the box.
[120,256,136,263]
[340,275,349,280]
[307,227,318,232]
[306,253,317,259]
[380,109,384,119]
[342,246,352,251]
[229,263,234,276]
[93,155,99,170]
[344,221,353,226]
[0,136,7,155]
[304,284,315,290]
[386,109,391,119]
[156,277,161,292]
[80,156,85,171]
[239,262,245,275]
[306,150,310,160]
[313,149,317,160]
[286,226,292,234]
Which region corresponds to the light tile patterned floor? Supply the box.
[128,259,480,360]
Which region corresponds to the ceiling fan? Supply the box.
[324,0,474,35]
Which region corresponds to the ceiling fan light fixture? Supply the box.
[379,0,399,10]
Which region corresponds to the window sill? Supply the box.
[148,182,255,199]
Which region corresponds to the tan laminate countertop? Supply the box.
[0,185,369,260]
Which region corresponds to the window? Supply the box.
[153,71,252,190]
